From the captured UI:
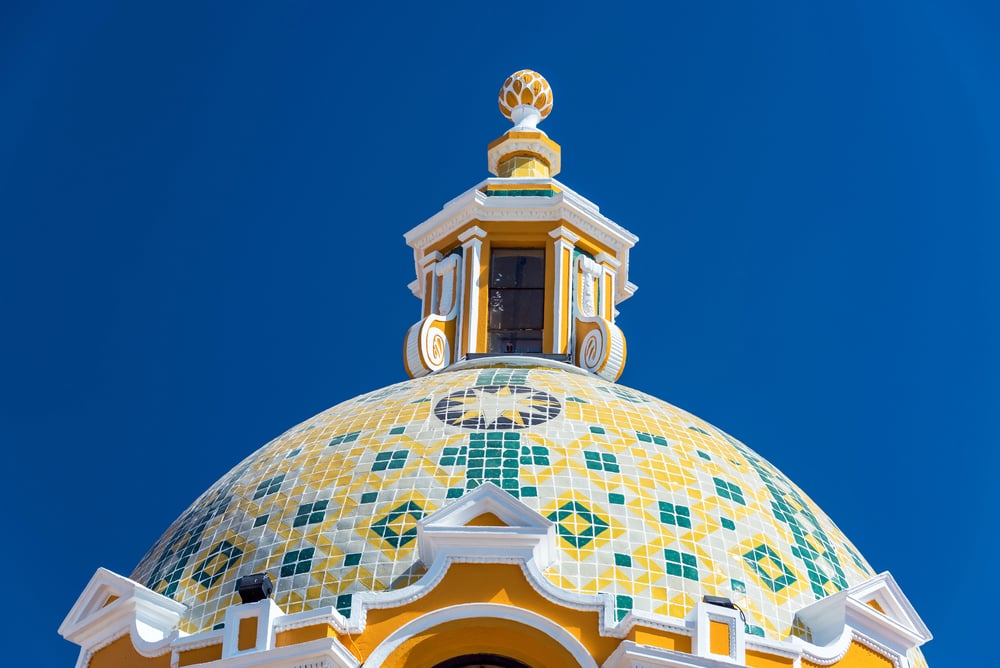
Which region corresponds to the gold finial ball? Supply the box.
[498,70,553,126]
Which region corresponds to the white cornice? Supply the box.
[403,179,638,303]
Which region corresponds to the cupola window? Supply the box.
[488,248,545,353]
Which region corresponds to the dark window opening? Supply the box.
[488,248,545,354]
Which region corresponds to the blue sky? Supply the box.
[3,2,997,664]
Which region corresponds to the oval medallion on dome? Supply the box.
[434,384,561,430]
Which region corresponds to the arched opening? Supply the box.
[367,603,597,667]
[432,654,531,668]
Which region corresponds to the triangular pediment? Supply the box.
[794,571,931,653]
[59,567,186,652]
[465,512,508,527]
[416,482,556,567]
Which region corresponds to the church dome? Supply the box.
[132,358,874,640]
[63,71,929,668]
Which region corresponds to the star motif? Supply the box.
[433,385,561,430]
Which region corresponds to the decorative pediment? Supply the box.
[416,482,557,567]
[59,567,185,656]
[793,571,931,655]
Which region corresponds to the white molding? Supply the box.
[420,250,444,267]
[594,252,621,269]
[222,599,284,658]
[793,571,931,655]
[791,627,904,668]
[196,638,358,668]
[457,224,487,242]
[364,603,597,668]
[691,602,745,664]
[444,354,590,375]
[416,481,557,568]
[602,641,744,668]
[487,134,562,176]
[550,234,575,354]
[59,567,185,667]
[549,225,581,243]
[459,233,483,356]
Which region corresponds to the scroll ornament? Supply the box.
[574,256,626,381]
[403,255,461,378]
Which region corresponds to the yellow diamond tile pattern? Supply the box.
[132,364,874,639]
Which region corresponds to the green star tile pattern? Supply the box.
[370,501,425,549]
[547,501,610,548]
[743,544,798,593]
[131,362,877,639]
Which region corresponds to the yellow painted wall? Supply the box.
[709,619,731,657]
[746,649,795,668]
[276,623,338,647]
[237,616,258,651]
[87,635,171,668]
[627,627,691,653]
[176,643,223,667]
[347,563,622,664]
[803,640,894,668]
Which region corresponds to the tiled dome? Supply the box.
[132,360,874,639]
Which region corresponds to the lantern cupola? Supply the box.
[403,70,638,380]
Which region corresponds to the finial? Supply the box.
[498,70,553,131]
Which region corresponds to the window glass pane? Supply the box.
[488,289,544,331]
[490,249,544,288]
[489,331,543,354]
[488,249,545,354]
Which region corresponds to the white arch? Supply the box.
[364,602,599,668]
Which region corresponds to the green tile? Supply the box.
[584,450,619,473]
[664,548,699,581]
[547,501,610,548]
[615,594,633,621]
[590,425,606,434]
[370,501,425,548]
[360,492,377,504]
[253,474,285,500]
[343,553,361,567]
[608,492,625,505]
[389,426,405,435]
[742,543,797,592]
[336,593,352,618]
[192,540,243,587]
[372,450,409,472]
[329,431,361,446]
[614,553,632,567]
[713,477,747,505]
[279,547,314,577]
[658,501,692,528]
[720,517,736,530]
